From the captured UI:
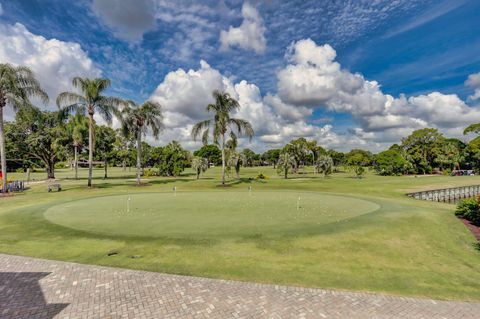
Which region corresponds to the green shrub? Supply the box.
[455,197,480,225]
[256,173,268,180]
[15,168,25,173]
[54,162,66,169]
[143,168,158,177]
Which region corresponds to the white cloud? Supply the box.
[220,2,266,54]
[466,72,480,101]
[0,22,101,111]
[149,60,352,151]
[91,0,156,42]
[276,38,480,146]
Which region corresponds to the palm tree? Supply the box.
[277,151,296,179]
[66,114,88,180]
[191,90,254,185]
[192,156,208,179]
[120,101,163,185]
[57,77,126,187]
[0,64,48,193]
[315,155,334,177]
[227,151,246,179]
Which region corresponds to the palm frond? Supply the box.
[56,92,86,108]
[191,119,211,141]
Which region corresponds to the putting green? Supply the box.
[44,191,380,238]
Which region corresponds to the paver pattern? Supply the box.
[1,253,479,319]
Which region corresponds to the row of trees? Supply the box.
[2,63,480,192]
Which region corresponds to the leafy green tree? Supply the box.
[193,144,222,166]
[57,77,126,187]
[120,101,163,185]
[0,63,48,192]
[315,155,334,177]
[156,141,189,176]
[241,148,259,167]
[346,149,372,178]
[94,125,117,179]
[277,151,296,179]
[327,149,345,168]
[191,156,208,179]
[262,149,281,168]
[8,108,66,179]
[374,149,409,176]
[191,90,254,185]
[435,142,463,171]
[113,131,134,171]
[401,128,443,174]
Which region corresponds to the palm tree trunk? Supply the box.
[136,132,142,186]
[0,106,7,193]
[88,112,94,187]
[221,134,226,185]
[284,168,288,179]
[74,145,78,180]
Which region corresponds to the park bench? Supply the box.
[48,184,62,192]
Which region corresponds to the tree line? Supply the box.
[2,64,480,192]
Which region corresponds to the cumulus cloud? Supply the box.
[91,0,156,42]
[0,22,101,110]
[149,61,350,151]
[276,38,480,145]
[466,72,480,101]
[220,2,266,54]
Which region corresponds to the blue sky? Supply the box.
[1,0,480,151]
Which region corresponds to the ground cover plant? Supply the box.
[1,166,480,301]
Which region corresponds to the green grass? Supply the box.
[1,166,480,301]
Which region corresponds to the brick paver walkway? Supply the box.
[1,254,479,319]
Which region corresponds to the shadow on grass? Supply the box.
[0,272,69,319]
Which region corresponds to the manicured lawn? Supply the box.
[1,166,480,301]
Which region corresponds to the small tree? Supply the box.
[315,155,334,177]
[192,156,208,179]
[120,101,163,185]
[277,151,296,179]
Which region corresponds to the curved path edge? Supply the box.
[0,253,479,319]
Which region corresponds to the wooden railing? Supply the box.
[407,185,480,203]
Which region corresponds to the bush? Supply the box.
[256,173,268,180]
[54,162,66,169]
[15,168,25,173]
[455,197,480,225]
[143,168,158,177]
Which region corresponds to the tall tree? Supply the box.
[94,125,117,179]
[120,101,163,185]
[191,90,254,185]
[8,108,66,179]
[57,77,126,187]
[401,128,443,174]
[0,64,48,193]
